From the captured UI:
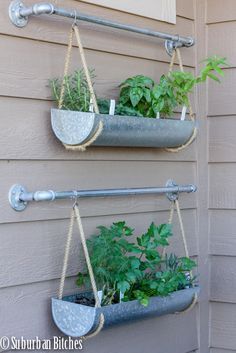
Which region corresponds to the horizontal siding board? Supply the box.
[0,97,197,161]
[208,69,234,116]
[3,17,195,66]
[0,279,198,353]
[209,116,236,163]
[80,0,176,24]
[209,163,236,209]
[210,348,236,353]
[0,209,197,288]
[1,160,196,224]
[0,35,195,101]
[207,0,236,23]
[0,0,195,66]
[210,210,236,256]
[208,23,236,67]
[211,302,236,350]
[211,256,236,303]
[176,0,195,19]
[1,0,198,347]
[65,0,195,20]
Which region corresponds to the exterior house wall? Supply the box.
[207,1,236,352]
[0,1,201,352]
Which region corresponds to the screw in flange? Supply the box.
[9,1,29,28]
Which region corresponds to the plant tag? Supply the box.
[89,98,94,113]
[185,272,191,288]
[156,112,160,119]
[109,99,116,116]
[97,290,103,305]
[181,106,187,121]
[120,291,124,303]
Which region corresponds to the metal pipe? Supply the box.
[8,181,197,211]
[9,1,194,48]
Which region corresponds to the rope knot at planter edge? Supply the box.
[165,48,197,153]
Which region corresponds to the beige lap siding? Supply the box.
[0,1,199,352]
[207,0,236,351]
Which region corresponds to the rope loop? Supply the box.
[57,23,102,151]
[162,198,198,313]
[58,204,104,338]
[165,47,197,152]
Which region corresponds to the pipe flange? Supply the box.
[166,179,178,201]
[9,0,28,28]
[8,184,27,211]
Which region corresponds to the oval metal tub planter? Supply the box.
[51,287,198,337]
[51,109,196,148]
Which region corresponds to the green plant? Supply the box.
[77,221,197,307]
[117,55,228,118]
[50,56,228,118]
[50,69,97,112]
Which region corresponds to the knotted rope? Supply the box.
[162,198,198,313]
[58,204,104,339]
[58,24,103,151]
[165,48,197,153]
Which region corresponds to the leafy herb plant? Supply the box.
[117,56,228,118]
[50,69,97,112]
[50,56,228,119]
[77,221,197,307]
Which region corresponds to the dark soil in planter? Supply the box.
[74,292,120,307]
[75,295,95,307]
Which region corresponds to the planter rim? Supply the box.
[51,108,196,148]
[51,286,199,337]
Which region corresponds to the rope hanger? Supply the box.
[58,195,197,339]
[164,198,198,313]
[58,23,103,152]
[58,203,105,339]
[165,48,198,153]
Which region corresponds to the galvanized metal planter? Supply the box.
[51,109,196,148]
[51,287,198,337]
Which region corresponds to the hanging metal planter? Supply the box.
[51,109,196,148]
[52,287,198,337]
[48,23,197,151]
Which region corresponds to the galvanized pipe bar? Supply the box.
[8,182,197,211]
[9,1,194,47]
[20,185,197,202]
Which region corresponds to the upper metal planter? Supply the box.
[51,109,196,148]
[51,287,198,337]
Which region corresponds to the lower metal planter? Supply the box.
[51,287,198,337]
[51,109,196,148]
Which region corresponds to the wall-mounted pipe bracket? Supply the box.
[8,181,197,212]
[9,1,28,27]
[9,184,28,211]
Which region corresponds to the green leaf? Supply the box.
[130,87,143,107]
[131,258,141,269]
[117,280,130,293]
[143,88,151,102]
[126,271,137,282]
[140,297,149,306]
[76,272,85,286]
[145,249,159,261]
[207,73,220,82]
[158,224,172,238]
